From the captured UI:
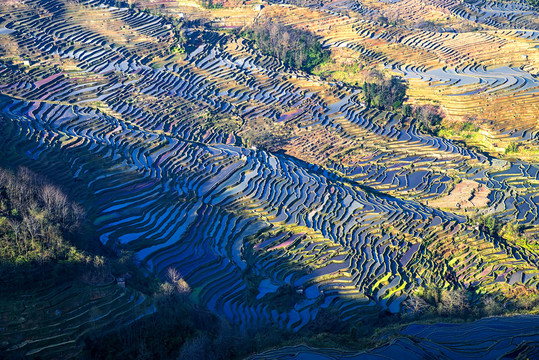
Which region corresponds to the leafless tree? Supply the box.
[41,184,69,222]
[23,215,40,243]
[166,267,191,295]
[439,288,469,315]
[167,266,180,284]
[406,294,429,314]
[7,218,22,253]
[482,296,502,315]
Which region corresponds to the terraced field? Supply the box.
[252,315,539,359]
[0,0,538,357]
[0,280,154,358]
[266,0,538,149]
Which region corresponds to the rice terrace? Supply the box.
[0,0,538,358]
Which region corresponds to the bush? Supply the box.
[505,142,519,154]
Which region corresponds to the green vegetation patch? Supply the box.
[240,21,330,72]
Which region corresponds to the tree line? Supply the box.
[0,167,84,264]
[0,166,112,286]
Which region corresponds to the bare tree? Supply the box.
[166,267,191,295]
[7,218,22,254]
[406,294,429,315]
[41,184,56,214]
[23,215,40,243]
[167,266,180,284]
[439,288,469,315]
[69,203,85,229]
[482,296,502,315]
[41,185,69,222]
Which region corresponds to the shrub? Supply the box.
[505,142,519,154]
